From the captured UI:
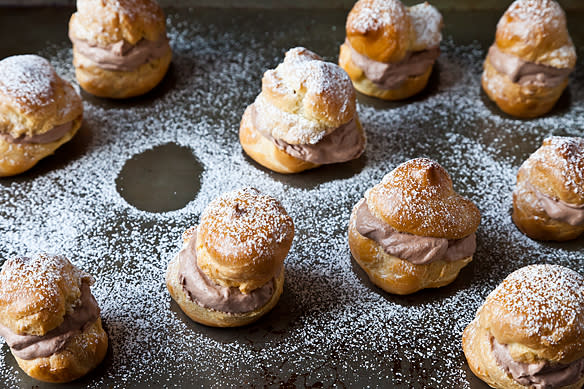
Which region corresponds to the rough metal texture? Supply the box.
[0,7,583,389]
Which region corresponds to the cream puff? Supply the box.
[0,254,108,383]
[68,0,172,99]
[348,158,480,295]
[339,0,443,100]
[463,264,584,389]
[482,0,576,118]
[512,136,584,241]
[0,55,83,177]
[239,47,366,174]
[166,187,294,327]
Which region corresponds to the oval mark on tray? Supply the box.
[116,143,203,212]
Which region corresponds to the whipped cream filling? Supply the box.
[527,182,584,226]
[345,39,440,90]
[1,121,73,145]
[249,103,365,165]
[487,45,572,89]
[354,199,476,265]
[491,336,584,389]
[70,34,170,72]
[0,281,100,360]
[178,231,275,314]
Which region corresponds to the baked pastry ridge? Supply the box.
[512,136,584,241]
[339,0,443,100]
[0,254,108,383]
[463,265,584,389]
[482,0,576,118]
[348,158,481,295]
[0,55,83,177]
[68,0,172,98]
[239,47,366,174]
[166,187,294,327]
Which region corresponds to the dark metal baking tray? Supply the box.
[0,6,583,388]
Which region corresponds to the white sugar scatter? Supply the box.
[0,8,582,389]
[409,2,443,50]
[0,55,56,113]
[483,264,584,342]
[348,0,407,35]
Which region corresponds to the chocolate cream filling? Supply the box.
[491,336,584,389]
[0,281,100,360]
[345,39,440,90]
[69,34,170,72]
[1,121,73,145]
[527,182,584,226]
[487,45,572,89]
[354,199,476,265]
[178,231,275,314]
[249,103,365,165]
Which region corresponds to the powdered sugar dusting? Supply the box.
[199,187,293,262]
[0,7,582,388]
[484,264,584,342]
[0,55,56,114]
[348,0,407,35]
[409,2,443,50]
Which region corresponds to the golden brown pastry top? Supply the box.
[0,254,94,336]
[494,0,576,68]
[345,0,443,63]
[366,158,480,239]
[196,188,294,293]
[478,264,584,363]
[69,0,167,46]
[260,47,356,143]
[519,136,584,206]
[0,55,83,139]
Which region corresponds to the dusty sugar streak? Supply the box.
[0,8,582,388]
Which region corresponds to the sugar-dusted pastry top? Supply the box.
[69,0,167,46]
[479,264,584,363]
[0,254,94,337]
[494,0,576,69]
[366,158,481,240]
[196,188,294,293]
[258,47,356,145]
[0,55,82,139]
[346,0,443,63]
[519,137,584,206]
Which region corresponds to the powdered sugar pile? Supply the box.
[0,7,582,388]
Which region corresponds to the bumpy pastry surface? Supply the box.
[0,55,83,176]
[196,187,294,293]
[463,265,584,389]
[166,228,286,328]
[166,188,293,327]
[494,0,576,68]
[69,0,172,98]
[482,0,576,118]
[339,0,443,100]
[69,0,167,46]
[240,47,365,173]
[513,137,584,241]
[366,158,480,240]
[349,158,480,295]
[0,254,107,383]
